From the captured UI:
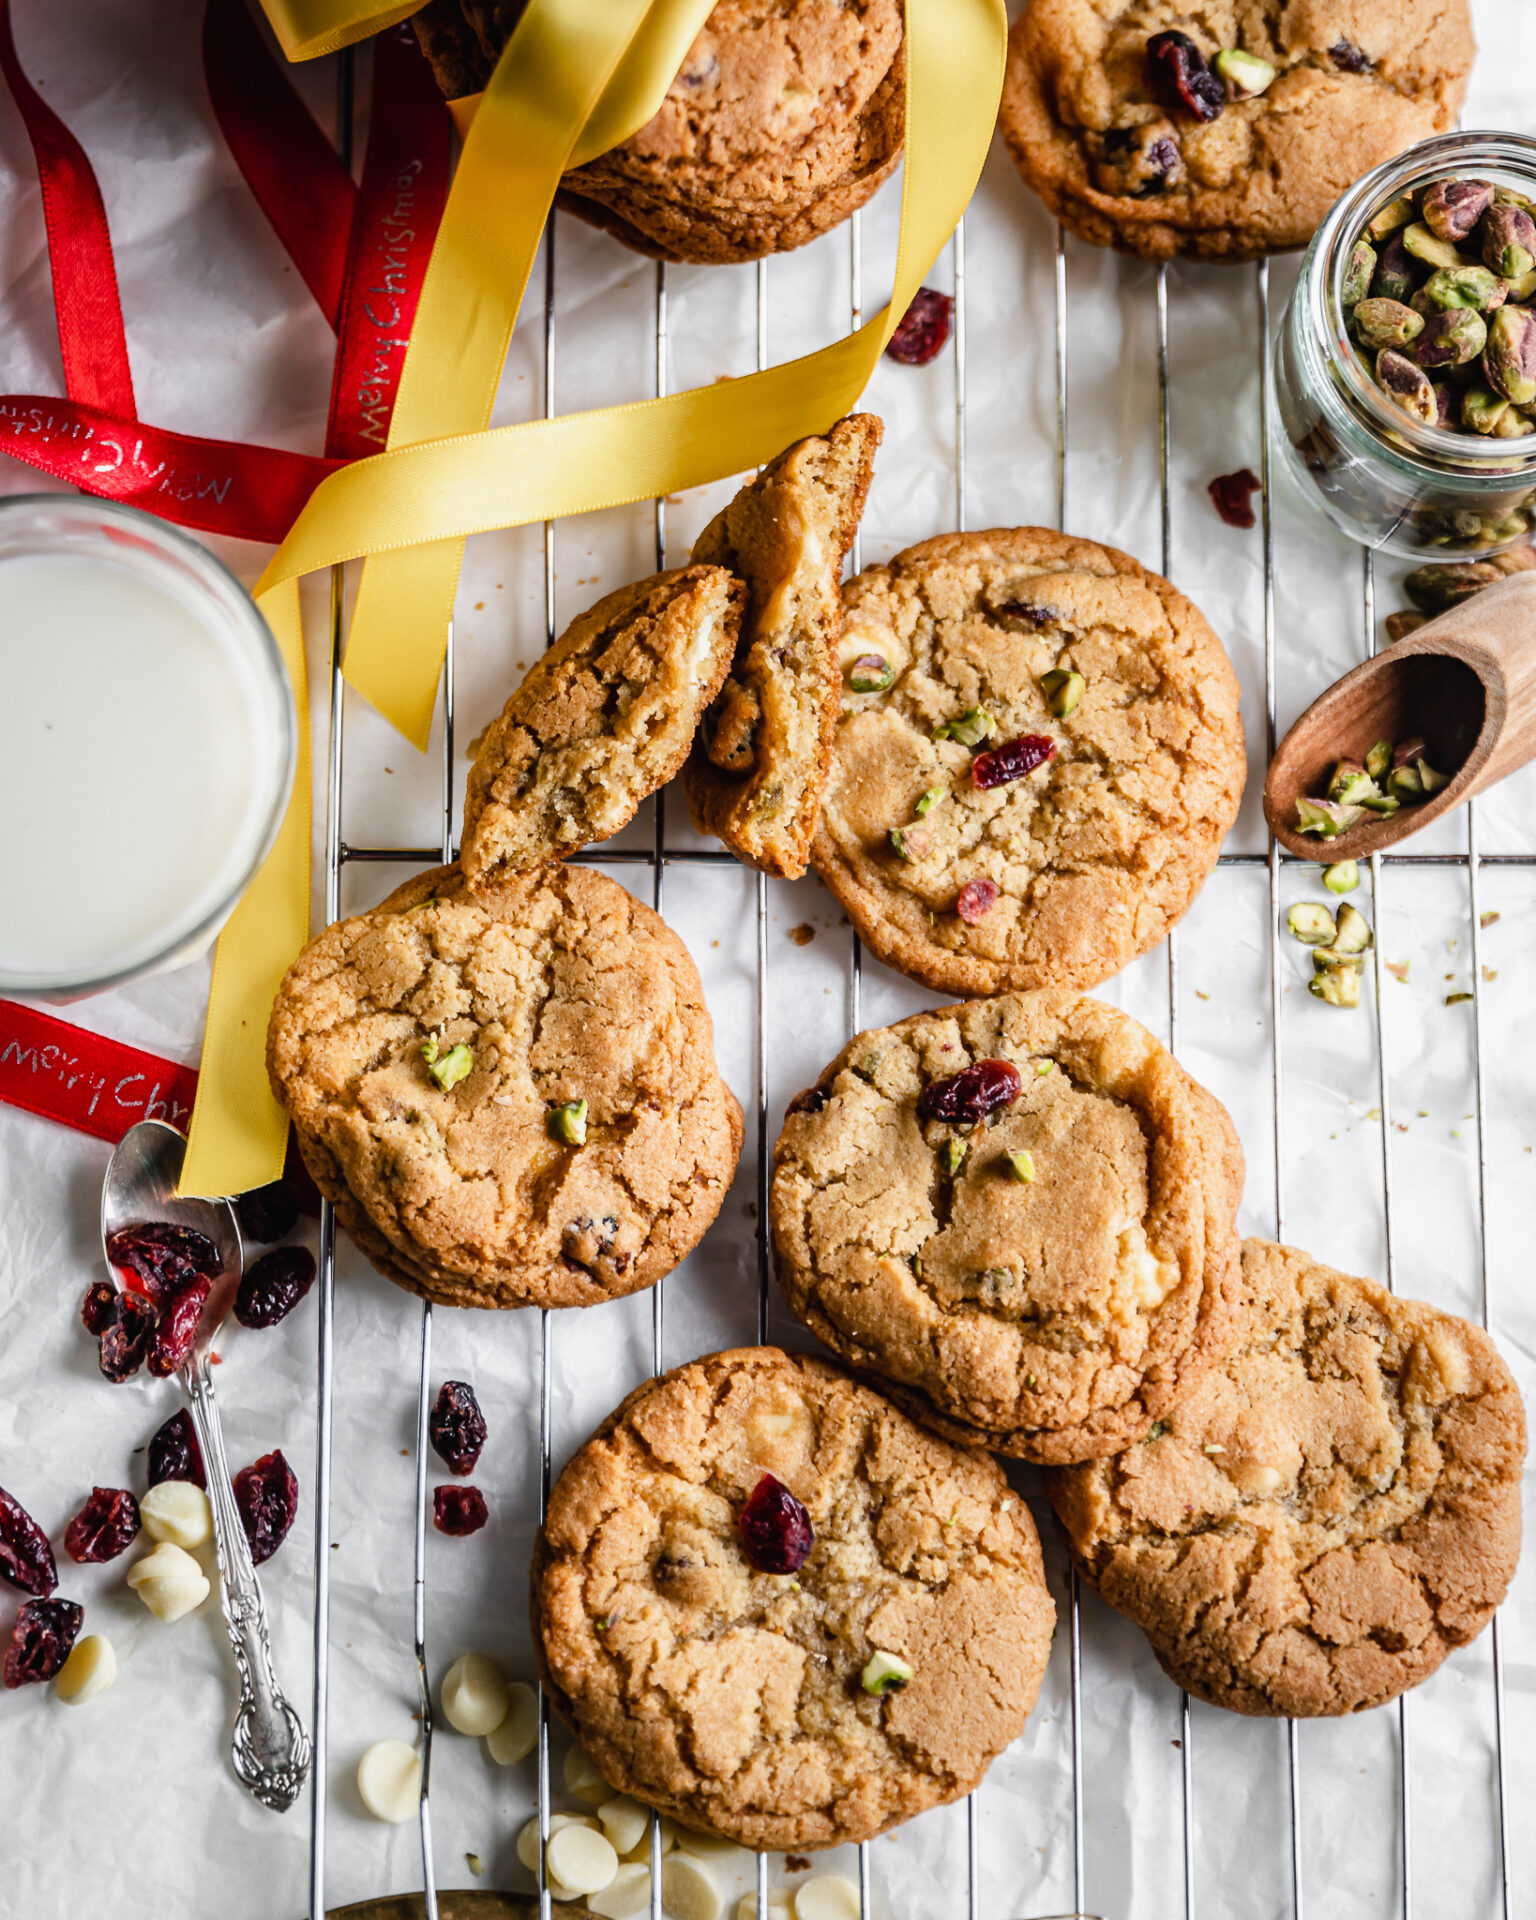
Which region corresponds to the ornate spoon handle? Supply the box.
[186,1358,311,1813]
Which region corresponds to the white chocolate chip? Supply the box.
[126,1541,210,1623]
[676,1828,749,1864]
[441,1651,509,1737]
[356,1739,421,1823]
[661,1853,723,1920]
[736,1899,793,1920]
[517,1813,599,1874]
[486,1679,538,1765]
[597,1795,652,1857]
[55,1634,116,1705]
[547,1825,619,1895]
[564,1742,613,1805]
[590,1864,652,1919]
[794,1877,861,1920]
[140,1481,213,1550]
[625,1815,676,1863]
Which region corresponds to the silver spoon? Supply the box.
[101,1118,311,1813]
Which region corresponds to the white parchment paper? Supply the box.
[1,4,1533,1917]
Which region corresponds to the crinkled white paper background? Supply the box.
[1,4,1534,1917]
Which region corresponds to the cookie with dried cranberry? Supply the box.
[461,565,742,885]
[1046,1238,1526,1716]
[809,528,1244,997]
[684,414,881,880]
[412,0,905,266]
[999,1,1473,263]
[770,991,1244,1465]
[267,863,741,1312]
[532,1346,1055,1850]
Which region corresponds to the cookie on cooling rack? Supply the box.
[532,1346,1055,1850]
[998,0,1473,263]
[808,528,1244,996]
[461,566,743,885]
[770,990,1244,1465]
[411,0,905,266]
[684,414,881,881]
[1047,1237,1526,1717]
[266,863,741,1312]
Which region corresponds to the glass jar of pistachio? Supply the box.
[1275,132,1536,559]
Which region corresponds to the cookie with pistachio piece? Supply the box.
[462,566,743,885]
[1046,1238,1526,1716]
[810,527,1245,995]
[684,413,881,879]
[267,863,741,1311]
[771,990,1244,1464]
[532,1346,1055,1850]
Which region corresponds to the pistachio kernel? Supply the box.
[1333,903,1373,955]
[932,706,996,747]
[547,1098,588,1146]
[1322,861,1359,895]
[1357,791,1401,815]
[889,824,933,862]
[1295,796,1365,837]
[1417,758,1450,795]
[1352,297,1423,352]
[1286,902,1336,947]
[940,1137,968,1177]
[1422,264,1501,313]
[913,787,946,817]
[421,1039,474,1092]
[1310,965,1361,1008]
[861,1651,914,1696]
[1040,667,1085,717]
[1401,221,1464,273]
[1375,348,1438,425]
[1365,195,1416,244]
[1213,47,1275,97]
[849,653,895,694]
[1003,1149,1036,1184]
[1387,764,1425,800]
[1327,759,1377,806]
[1364,739,1393,779]
[1385,610,1430,642]
[1421,178,1494,244]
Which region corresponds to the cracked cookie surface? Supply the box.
[412,0,904,265]
[685,414,881,880]
[1047,1238,1526,1716]
[532,1347,1055,1850]
[770,992,1244,1464]
[1000,0,1473,262]
[809,528,1244,995]
[462,566,742,885]
[267,863,741,1311]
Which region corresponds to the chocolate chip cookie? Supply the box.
[1000,1,1474,263]
[684,414,881,880]
[809,528,1245,996]
[412,0,905,266]
[267,863,741,1311]
[462,566,742,885]
[1047,1238,1526,1716]
[770,991,1244,1465]
[532,1346,1056,1850]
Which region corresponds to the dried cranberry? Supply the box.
[1208,468,1262,528]
[80,1280,120,1337]
[433,1485,488,1537]
[105,1221,221,1304]
[234,1246,316,1330]
[1328,39,1370,73]
[956,877,1000,924]
[971,733,1056,790]
[1145,31,1225,122]
[3,1597,82,1688]
[997,600,1056,627]
[738,1474,814,1574]
[787,1087,828,1116]
[885,287,953,366]
[0,1485,57,1597]
[148,1409,206,1489]
[146,1277,211,1379]
[64,1488,140,1565]
[917,1059,1023,1125]
[428,1381,488,1477]
[235,1180,303,1244]
[233,1450,298,1565]
[99,1291,158,1383]
[1135,137,1181,196]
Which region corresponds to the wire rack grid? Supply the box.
[299,50,1529,1920]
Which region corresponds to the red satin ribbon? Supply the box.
[0,0,450,536]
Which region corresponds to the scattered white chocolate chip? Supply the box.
[590,1863,652,1919]
[597,1794,652,1858]
[547,1824,619,1895]
[517,1812,600,1874]
[126,1541,210,1623]
[794,1877,861,1920]
[356,1739,421,1823]
[676,1828,749,1865]
[441,1651,509,1737]
[661,1852,724,1920]
[624,1815,676,1863]
[564,1742,613,1804]
[486,1679,538,1765]
[55,1633,116,1705]
[736,1899,793,1920]
[140,1480,213,1550]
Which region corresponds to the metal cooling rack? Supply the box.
[301,53,1524,1920]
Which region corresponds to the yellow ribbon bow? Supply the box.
[182,0,1006,1196]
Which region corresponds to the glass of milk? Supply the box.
[0,495,296,1002]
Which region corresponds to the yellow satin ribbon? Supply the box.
[183,0,1005,1195]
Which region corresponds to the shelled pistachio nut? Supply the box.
[1415,308,1487,370]
[1286,902,1336,946]
[1422,263,1502,312]
[1421,178,1494,244]
[1353,297,1423,351]
[1486,305,1536,406]
[1214,48,1275,97]
[1309,965,1362,1008]
[1482,203,1536,280]
[1375,348,1437,424]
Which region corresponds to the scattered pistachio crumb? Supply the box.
[1195,989,1210,1001]
[1446,991,1474,1005]
[1004,1149,1036,1183]
[1146,1420,1169,1442]
[466,1854,484,1878]
[420,1038,473,1091]
[1480,911,1500,928]
[1386,960,1409,982]
[1364,1108,1380,1121]
[1203,1443,1225,1455]
[1025,1373,1038,1390]
[1483,966,1498,982]
[1035,1060,1054,1076]
[1418,1109,1429,1118]
[547,1098,589,1145]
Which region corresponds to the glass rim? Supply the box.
[1309,128,1536,477]
[0,492,297,999]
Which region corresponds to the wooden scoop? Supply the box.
[1264,570,1536,860]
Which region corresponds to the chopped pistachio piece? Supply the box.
[889,824,933,862]
[1214,47,1275,97]
[1322,861,1359,895]
[1310,966,1361,1008]
[1295,796,1366,837]
[940,1137,968,1177]
[1003,1149,1036,1184]
[421,1039,474,1091]
[914,787,946,817]
[1417,758,1450,795]
[1287,902,1337,946]
[1327,760,1379,806]
[1364,739,1393,779]
[1040,667,1084,718]
[849,653,895,693]
[1311,945,1364,972]
[860,1651,914,1696]
[1333,903,1373,955]
[1446,991,1474,1005]
[547,1098,588,1146]
[933,706,996,747]
[1387,764,1424,801]
[1357,791,1401,815]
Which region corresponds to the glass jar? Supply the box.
[1275,131,1536,560]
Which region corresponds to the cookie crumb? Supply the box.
[788,923,816,947]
